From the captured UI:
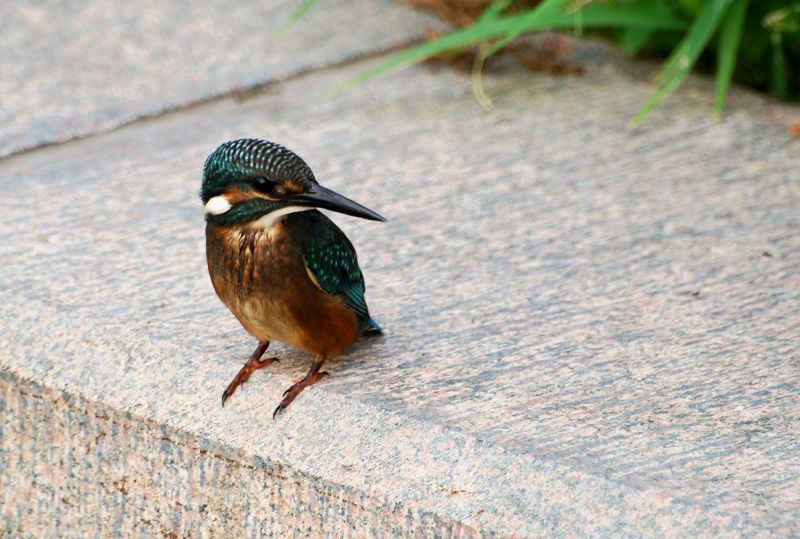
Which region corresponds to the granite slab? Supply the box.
[2,39,799,536]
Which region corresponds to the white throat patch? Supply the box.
[204,195,232,216]
[251,206,312,229]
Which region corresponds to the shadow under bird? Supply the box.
[201,138,385,417]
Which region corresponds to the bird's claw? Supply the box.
[221,378,242,407]
[272,403,286,419]
[273,371,329,417]
[220,356,279,407]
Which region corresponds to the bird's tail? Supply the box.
[362,317,383,336]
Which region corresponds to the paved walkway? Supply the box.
[2,1,799,536]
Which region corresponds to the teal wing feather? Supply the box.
[301,211,371,325]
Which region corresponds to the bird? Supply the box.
[200,138,385,417]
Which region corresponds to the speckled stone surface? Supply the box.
[2,38,799,536]
[0,0,440,158]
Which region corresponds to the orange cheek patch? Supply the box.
[223,188,256,204]
[283,181,304,194]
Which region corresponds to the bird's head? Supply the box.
[200,138,385,226]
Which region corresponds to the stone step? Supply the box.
[2,14,799,537]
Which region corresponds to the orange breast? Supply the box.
[206,221,360,358]
[279,273,360,356]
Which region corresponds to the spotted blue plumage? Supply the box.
[299,211,377,332]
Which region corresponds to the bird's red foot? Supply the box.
[221,356,279,405]
[221,342,278,406]
[272,371,328,418]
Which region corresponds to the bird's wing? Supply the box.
[300,211,370,323]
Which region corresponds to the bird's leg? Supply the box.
[273,355,328,418]
[221,341,279,406]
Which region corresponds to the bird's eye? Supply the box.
[252,177,278,195]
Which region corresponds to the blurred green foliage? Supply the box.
[291,1,800,122]
[624,0,800,120]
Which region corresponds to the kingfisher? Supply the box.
[201,138,385,417]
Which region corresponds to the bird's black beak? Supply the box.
[293,184,386,222]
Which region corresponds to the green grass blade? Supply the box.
[763,4,800,98]
[677,0,704,16]
[486,0,572,57]
[555,3,687,31]
[616,1,675,54]
[478,0,514,23]
[634,0,736,125]
[770,32,788,98]
[323,2,687,98]
[715,0,749,115]
[284,0,319,27]
[621,27,653,54]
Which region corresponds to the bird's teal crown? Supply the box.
[201,138,316,203]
